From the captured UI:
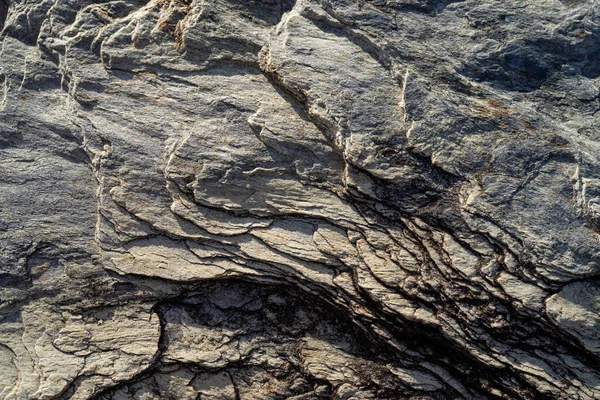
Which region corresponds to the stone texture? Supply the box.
[1,0,600,399]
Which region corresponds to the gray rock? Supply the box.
[1,0,600,398]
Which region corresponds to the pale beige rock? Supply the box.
[2,0,600,399]
[546,282,600,355]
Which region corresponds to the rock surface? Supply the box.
[1,0,600,398]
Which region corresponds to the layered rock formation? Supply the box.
[1,0,600,398]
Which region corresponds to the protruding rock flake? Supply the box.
[2,0,600,399]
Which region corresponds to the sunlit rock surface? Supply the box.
[1,0,600,398]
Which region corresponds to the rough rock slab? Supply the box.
[1,0,600,399]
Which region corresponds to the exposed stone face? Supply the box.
[1,0,600,399]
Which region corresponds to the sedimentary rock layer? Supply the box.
[1,0,600,399]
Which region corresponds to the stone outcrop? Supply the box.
[1,0,600,399]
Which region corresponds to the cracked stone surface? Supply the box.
[1,0,600,399]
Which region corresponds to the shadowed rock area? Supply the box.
[1,0,600,399]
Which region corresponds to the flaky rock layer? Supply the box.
[1,0,600,399]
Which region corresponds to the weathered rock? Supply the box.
[2,0,600,399]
